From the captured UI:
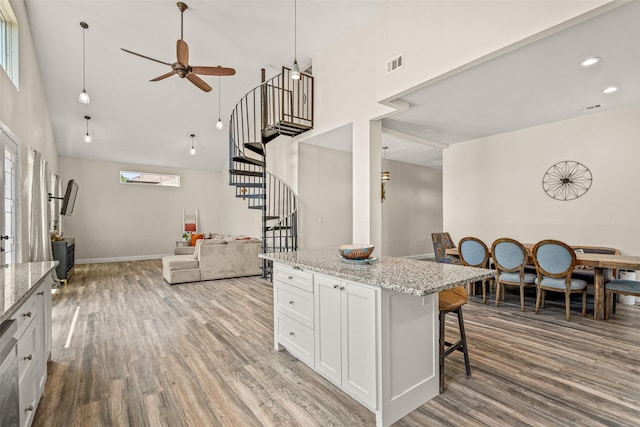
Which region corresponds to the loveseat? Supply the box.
[162,236,262,284]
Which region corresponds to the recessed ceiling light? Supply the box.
[602,86,619,94]
[580,57,601,67]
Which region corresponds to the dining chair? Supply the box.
[533,239,587,320]
[491,238,536,311]
[604,279,640,319]
[439,285,471,394]
[431,232,461,265]
[458,237,492,303]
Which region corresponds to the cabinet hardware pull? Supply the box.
[0,235,8,240]
[288,276,294,280]
[289,300,294,305]
[289,331,295,336]
[26,405,34,412]
[333,284,339,289]
[37,291,44,295]
[293,266,303,271]
[23,311,32,317]
[340,286,345,291]
[24,354,33,361]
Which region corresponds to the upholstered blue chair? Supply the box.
[491,238,536,311]
[431,232,460,265]
[533,240,587,320]
[458,237,492,303]
[605,279,640,319]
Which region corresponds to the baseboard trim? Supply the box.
[403,253,435,260]
[76,254,170,264]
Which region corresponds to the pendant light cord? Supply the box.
[294,0,297,61]
[82,27,86,90]
[218,76,221,120]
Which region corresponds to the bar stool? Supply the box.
[439,285,471,393]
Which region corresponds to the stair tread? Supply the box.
[229,182,263,188]
[244,143,265,155]
[230,169,263,177]
[233,156,265,167]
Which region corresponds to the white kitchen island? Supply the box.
[260,249,495,427]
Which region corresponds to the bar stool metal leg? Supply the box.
[439,307,472,394]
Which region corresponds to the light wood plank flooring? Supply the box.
[33,260,640,426]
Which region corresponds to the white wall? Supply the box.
[298,142,352,249]
[58,157,260,262]
[443,104,640,255]
[382,160,443,258]
[1,0,59,261]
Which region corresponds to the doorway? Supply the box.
[1,129,18,266]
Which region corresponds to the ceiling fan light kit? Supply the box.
[79,21,90,104]
[121,2,235,92]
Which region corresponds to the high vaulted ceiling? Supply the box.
[24,1,640,171]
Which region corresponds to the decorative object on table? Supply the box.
[542,160,592,201]
[341,256,379,264]
[182,232,189,241]
[120,2,235,93]
[381,146,390,202]
[431,232,460,265]
[339,244,375,260]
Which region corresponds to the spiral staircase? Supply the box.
[228,67,314,277]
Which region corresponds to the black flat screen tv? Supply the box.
[60,179,79,216]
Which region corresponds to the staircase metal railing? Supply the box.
[228,67,313,277]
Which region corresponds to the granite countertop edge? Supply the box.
[260,252,496,297]
[0,262,58,324]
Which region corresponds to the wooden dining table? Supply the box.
[445,247,640,320]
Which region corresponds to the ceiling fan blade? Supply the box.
[191,66,236,76]
[186,73,212,92]
[177,39,189,66]
[150,70,177,82]
[120,48,172,66]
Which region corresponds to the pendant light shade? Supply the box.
[291,0,300,80]
[79,22,90,104]
[83,116,92,143]
[216,76,224,130]
[190,134,196,155]
[381,146,390,182]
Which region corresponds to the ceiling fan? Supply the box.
[121,2,235,92]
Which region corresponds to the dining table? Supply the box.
[445,247,640,320]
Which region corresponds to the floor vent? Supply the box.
[386,54,404,74]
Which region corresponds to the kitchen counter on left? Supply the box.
[0,261,58,324]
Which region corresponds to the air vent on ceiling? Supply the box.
[386,54,404,74]
[577,104,602,113]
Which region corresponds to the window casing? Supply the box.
[0,0,19,88]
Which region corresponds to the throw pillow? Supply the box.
[190,233,204,246]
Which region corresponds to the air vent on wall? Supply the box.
[577,104,602,113]
[386,54,404,74]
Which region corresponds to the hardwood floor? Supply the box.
[33,260,640,426]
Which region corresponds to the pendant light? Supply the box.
[190,134,196,155]
[78,22,91,104]
[83,116,92,143]
[216,76,224,130]
[291,0,300,80]
[381,146,390,182]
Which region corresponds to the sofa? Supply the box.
[163,236,262,284]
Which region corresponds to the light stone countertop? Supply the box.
[260,249,495,297]
[0,261,58,324]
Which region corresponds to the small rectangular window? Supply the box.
[120,171,181,187]
[0,0,19,88]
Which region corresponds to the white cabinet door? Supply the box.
[341,282,377,409]
[36,280,51,394]
[314,275,342,385]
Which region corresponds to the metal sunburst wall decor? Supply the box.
[542,160,592,201]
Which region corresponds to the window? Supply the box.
[0,0,19,87]
[120,171,181,187]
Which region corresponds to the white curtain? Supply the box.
[27,149,55,263]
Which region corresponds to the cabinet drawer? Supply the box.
[276,315,314,366]
[274,264,313,292]
[17,316,38,386]
[275,282,314,328]
[19,361,38,427]
[12,294,38,341]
